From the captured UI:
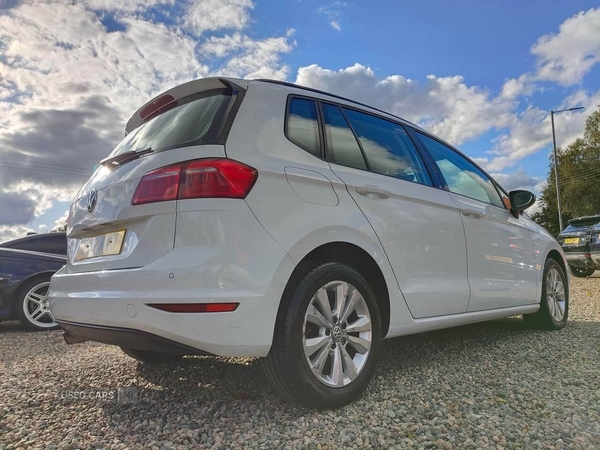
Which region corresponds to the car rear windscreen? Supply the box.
[108,89,232,157]
[564,218,600,231]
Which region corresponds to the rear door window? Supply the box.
[321,103,367,170]
[342,108,432,185]
[286,98,321,157]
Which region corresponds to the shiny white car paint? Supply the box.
[51,198,293,357]
[448,193,539,311]
[50,78,567,357]
[328,161,471,319]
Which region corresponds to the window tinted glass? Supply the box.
[287,98,321,157]
[7,240,36,251]
[343,109,432,185]
[417,132,504,207]
[107,90,229,157]
[321,104,367,170]
[37,235,67,255]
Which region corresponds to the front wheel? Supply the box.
[262,262,382,409]
[570,266,595,278]
[524,258,568,330]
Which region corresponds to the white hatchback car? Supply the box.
[50,78,569,408]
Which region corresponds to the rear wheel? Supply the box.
[524,258,568,330]
[570,266,595,278]
[16,279,59,332]
[262,262,382,409]
[121,347,183,364]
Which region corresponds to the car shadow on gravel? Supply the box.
[0,320,25,333]
[125,318,535,405]
[97,315,600,425]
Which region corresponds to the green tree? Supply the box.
[532,109,600,236]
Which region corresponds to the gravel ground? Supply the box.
[1,275,599,449]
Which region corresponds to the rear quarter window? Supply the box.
[286,97,321,157]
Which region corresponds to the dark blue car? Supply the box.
[0,247,66,331]
[558,215,600,278]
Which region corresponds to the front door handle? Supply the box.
[356,185,390,199]
[461,208,483,219]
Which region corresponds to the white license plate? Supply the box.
[74,230,126,262]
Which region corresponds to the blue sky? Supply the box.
[1,0,599,240]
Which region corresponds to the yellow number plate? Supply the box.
[564,237,579,245]
[74,230,126,262]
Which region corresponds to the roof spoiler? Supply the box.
[567,214,600,225]
[124,77,248,134]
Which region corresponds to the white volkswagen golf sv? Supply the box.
[50,78,569,408]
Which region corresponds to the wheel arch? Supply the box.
[546,248,570,289]
[281,240,392,337]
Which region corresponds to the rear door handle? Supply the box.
[461,208,483,219]
[356,185,390,199]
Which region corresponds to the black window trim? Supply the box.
[318,100,441,189]
[318,101,371,171]
[284,95,325,159]
[411,129,510,211]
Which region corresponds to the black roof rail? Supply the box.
[254,79,422,129]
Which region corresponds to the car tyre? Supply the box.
[569,267,595,278]
[121,347,183,364]
[524,258,568,330]
[262,262,382,409]
[16,278,59,332]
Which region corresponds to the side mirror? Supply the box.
[509,190,536,217]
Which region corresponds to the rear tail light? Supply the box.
[131,158,257,205]
[132,164,182,205]
[179,159,258,199]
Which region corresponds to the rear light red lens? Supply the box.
[179,158,258,199]
[148,302,239,313]
[131,164,182,205]
[131,158,257,205]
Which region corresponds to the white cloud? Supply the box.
[501,74,536,99]
[296,63,514,146]
[201,33,294,80]
[532,8,600,85]
[184,0,254,35]
[0,225,35,243]
[52,210,70,231]
[0,0,293,236]
[480,89,598,172]
[318,1,347,31]
[489,168,542,193]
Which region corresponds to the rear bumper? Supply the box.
[57,320,214,356]
[565,252,600,269]
[49,201,295,357]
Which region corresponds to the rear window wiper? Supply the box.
[100,147,153,169]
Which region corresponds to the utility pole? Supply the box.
[550,106,584,232]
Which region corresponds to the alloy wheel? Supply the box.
[23,282,56,329]
[546,267,566,322]
[302,280,372,387]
